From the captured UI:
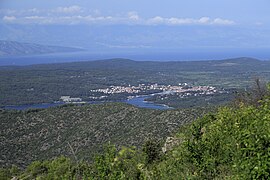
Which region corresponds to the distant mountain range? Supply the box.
[0,40,83,56]
[1,24,270,61]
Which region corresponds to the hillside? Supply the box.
[0,57,269,107]
[1,86,269,179]
[0,40,83,56]
[0,103,207,168]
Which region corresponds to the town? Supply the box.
[89,83,225,99]
[59,83,228,103]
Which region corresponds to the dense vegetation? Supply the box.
[146,89,235,108]
[1,84,269,179]
[0,103,206,168]
[1,58,270,107]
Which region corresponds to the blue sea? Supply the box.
[3,96,171,110]
[0,49,269,66]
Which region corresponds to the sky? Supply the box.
[1,0,269,26]
[0,0,270,59]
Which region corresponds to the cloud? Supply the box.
[27,8,40,14]
[25,16,45,20]
[148,16,164,24]
[128,11,140,21]
[23,16,49,24]
[168,18,195,25]
[147,16,234,25]
[199,17,210,24]
[53,5,82,14]
[10,15,115,25]
[0,6,235,26]
[212,18,235,25]
[2,16,16,22]
[96,42,151,49]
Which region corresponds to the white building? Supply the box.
[60,96,82,103]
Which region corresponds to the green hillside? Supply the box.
[1,58,270,107]
[1,85,270,179]
[0,103,206,168]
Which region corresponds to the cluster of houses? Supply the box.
[60,96,83,103]
[60,83,225,102]
[89,83,218,95]
[90,86,140,94]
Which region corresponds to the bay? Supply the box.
[2,95,172,110]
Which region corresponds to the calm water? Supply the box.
[125,96,172,110]
[0,50,269,66]
[3,96,172,110]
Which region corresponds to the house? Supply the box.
[60,96,82,103]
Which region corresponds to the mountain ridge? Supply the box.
[0,56,264,68]
[0,40,84,57]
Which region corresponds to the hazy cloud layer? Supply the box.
[147,16,234,25]
[0,6,235,26]
[53,5,83,14]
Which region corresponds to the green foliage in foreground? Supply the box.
[154,103,270,179]
[1,96,270,179]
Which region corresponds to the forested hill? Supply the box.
[18,57,270,70]
[1,85,269,179]
[0,103,207,168]
[1,57,270,106]
[0,40,83,56]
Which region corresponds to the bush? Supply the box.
[91,144,146,179]
[153,91,270,179]
[142,138,162,165]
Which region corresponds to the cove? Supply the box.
[2,95,172,110]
